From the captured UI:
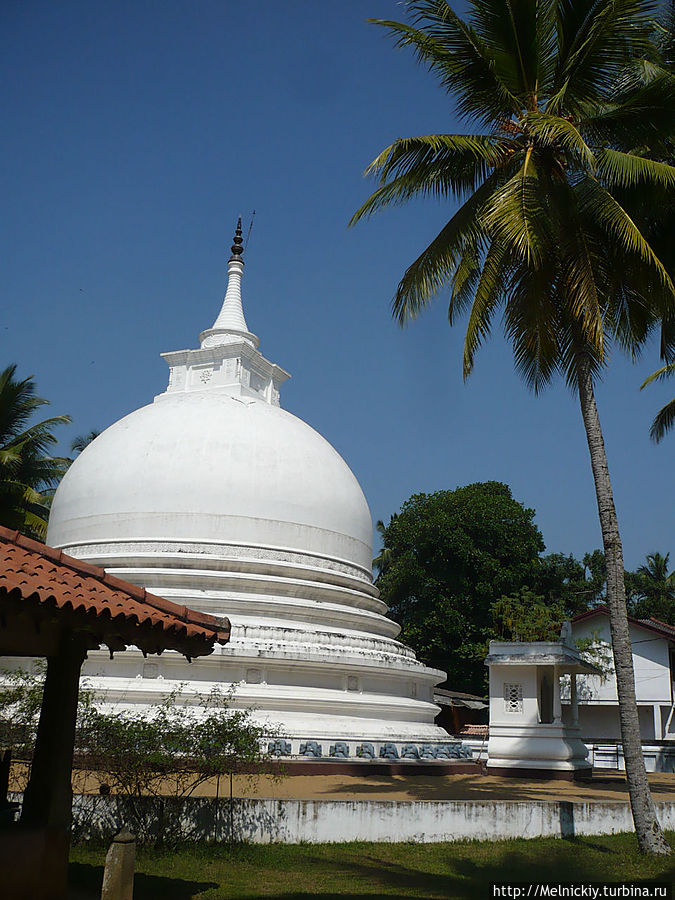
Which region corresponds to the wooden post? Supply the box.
[21,632,86,828]
[101,830,136,900]
[19,631,86,899]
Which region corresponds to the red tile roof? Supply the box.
[572,605,675,642]
[0,526,230,658]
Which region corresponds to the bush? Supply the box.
[1,670,272,845]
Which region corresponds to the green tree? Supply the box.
[352,0,674,854]
[373,515,398,575]
[630,552,675,622]
[641,363,675,442]
[70,430,100,455]
[492,588,564,641]
[377,482,546,694]
[0,365,71,539]
[639,7,675,445]
[537,549,606,614]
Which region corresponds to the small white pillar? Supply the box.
[552,665,562,725]
[653,704,662,741]
[101,830,135,900]
[570,674,579,726]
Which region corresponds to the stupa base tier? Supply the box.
[80,641,449,744]
[486,764,592,780]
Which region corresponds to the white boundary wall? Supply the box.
[62,794,675,844]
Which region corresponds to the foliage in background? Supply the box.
[628,552,675,622]
[375,482,547,693]
[78,689,270,845]
[0,663,48,760]
[536,550,607,615]
[70,430,101,455]
[0,364,71,539]
[376,483,673,690]
[80,689,267,800]
[492,588,564,642]
[0,670,270,845]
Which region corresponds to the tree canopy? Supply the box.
[376,482,671,694]
[0,365,70,539]
[628,552,675,621]
[376,481,546,693]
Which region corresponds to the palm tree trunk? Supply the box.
[577,353,670,855]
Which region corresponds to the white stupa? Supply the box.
[47,221,447,746]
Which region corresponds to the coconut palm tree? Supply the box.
[70,430,100,455]
[373,514,398,576]
[633,552,675,621]
[0,365,71,539]
[638,8,675,445]
[641,363,675,442]
[351,0,675,854]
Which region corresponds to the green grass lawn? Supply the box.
[69,833,675,899]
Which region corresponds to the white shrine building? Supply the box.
[46,221,448,748]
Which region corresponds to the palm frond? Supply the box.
[552,0,657,112]
[576,175,675,295]
[481,154,551,266]
[448,236,483,323]
[371,3,520,124]
[641,362,675,388]
[469,0,540,102]
[580,73,675,147]
[503,262,561,391]
[649,397,675,442]
[595,148,675,189]
[523,112,596,167]
[390,164,518,323]
[350,134,516,225]
[463,238,512,376]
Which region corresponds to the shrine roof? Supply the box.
[573,606,675,642]
[0,526,230,659]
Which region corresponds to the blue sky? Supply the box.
[2,0,672,570]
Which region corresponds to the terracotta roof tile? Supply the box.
[0,526,230,657]
[572,605,675,642]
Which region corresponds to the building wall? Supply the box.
[570,617,674,742]
[571,618,672,704]
[577,704,657,741]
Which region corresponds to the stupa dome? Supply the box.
[46,219,447,746]
[49,391,373,574]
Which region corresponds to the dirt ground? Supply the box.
[14,764,675,803]
[187,770,675,803]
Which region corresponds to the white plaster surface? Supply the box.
[570,616,675,741]
[66,794,675,844]
[43,242,447,742]
[572,618,672,704]
[486,643,591,772]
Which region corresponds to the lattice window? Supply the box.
[504,682,523,714]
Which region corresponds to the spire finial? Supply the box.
[199,216,259,350]
[230,216,244,259]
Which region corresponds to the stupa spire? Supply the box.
[199,218,259,349]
